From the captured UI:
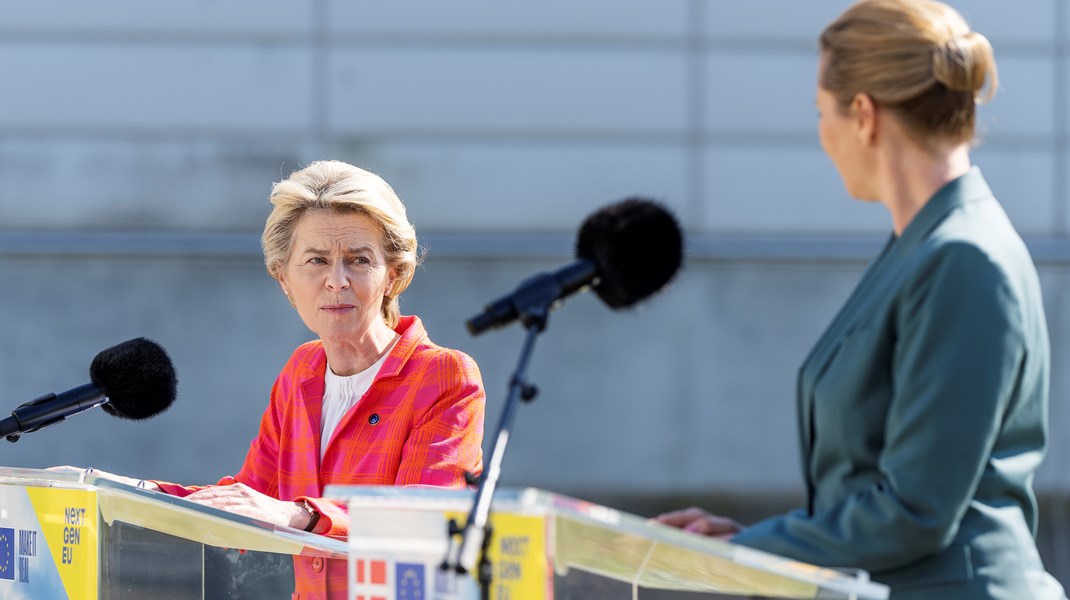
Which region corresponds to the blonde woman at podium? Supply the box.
[657,1,1065,598]
[66,161,485,600]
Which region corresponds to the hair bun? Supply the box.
[932,31,997,102]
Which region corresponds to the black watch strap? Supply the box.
[301,499,321,533]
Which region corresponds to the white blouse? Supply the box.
[321,338,398,458]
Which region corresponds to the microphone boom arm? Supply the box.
[466,260,596,335]
[1,384,106,443]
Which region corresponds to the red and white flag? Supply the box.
[352,558,393,600]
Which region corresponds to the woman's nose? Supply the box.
[325,262,350,290]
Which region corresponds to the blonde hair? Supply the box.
[820,0,998,144]
[261,160,418,328]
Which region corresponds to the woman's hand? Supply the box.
[183,482,310,530]
[46,465,159,491]
[654,507,744,540]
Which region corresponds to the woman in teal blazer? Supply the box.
[658,1,1066,598]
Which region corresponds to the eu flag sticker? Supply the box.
[0,527,14,580]
[395,562,424,599]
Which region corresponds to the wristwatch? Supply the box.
[300,499,321,533]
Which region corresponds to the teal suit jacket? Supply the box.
[733,169,1066,599]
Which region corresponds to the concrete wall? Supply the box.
[1,0,1068,585]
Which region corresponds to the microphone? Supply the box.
[1,337,178,442]
[466,197,683,335]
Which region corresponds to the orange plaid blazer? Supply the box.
[155,315,485,600]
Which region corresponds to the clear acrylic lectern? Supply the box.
[328,485,889,600]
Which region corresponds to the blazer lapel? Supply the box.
[797,235,897,480]
[298,351,327,488]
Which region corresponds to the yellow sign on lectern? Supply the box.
[0,485,98,599]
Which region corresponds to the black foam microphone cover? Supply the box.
[576,197,684,309]
[91,337,177,420]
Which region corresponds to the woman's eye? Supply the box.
[355,256,371,265]
[308,257,327,265]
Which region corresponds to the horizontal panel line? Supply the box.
[0,128,690,144]
[0,31,1062,56]
[0,130,1062,151]
[0,231,266,258]
[0,128,313,143]
[0,30,690,49]
[2,230,1069,264]
[700,38,1060,57]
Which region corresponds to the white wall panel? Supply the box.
[1063,153,1070,235]
[705,0,1057,45]
[666,262,862,491]
[0,139,309,230]
[953,0,1058,45]
[976,57,1056,138]
[0,1,312,34]
[703,147,887,234]
[704,147,1054,236]
[1066,0,1070,46]
[1065,56,1070,137]
[329,0,689,38]
[328,48,687,134]
[970,148,1056,235]
[334,141,689,232]
[705,1,848,40]
[706,52,820,134]
[0,44,313,131]
[1035,267,1070,494]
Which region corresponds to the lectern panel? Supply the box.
[0,467,346,600]
[101,523,202,600]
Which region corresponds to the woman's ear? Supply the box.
[277,271,293,302]
[386,265,402,298]
[852,92,878,146]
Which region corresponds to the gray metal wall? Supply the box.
[1,0,1068,585]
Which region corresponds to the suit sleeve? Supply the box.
[733,243,1027,572]
[395,350,486,487]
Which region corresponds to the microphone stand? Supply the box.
[442,272,563,600]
